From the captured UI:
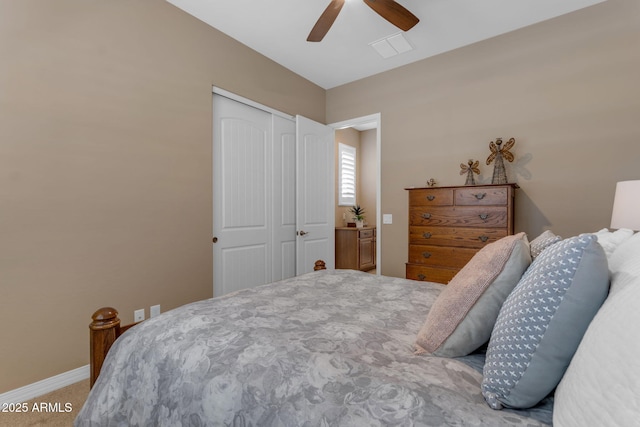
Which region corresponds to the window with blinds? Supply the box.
[338,143,356,206]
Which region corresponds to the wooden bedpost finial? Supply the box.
[90,307,119,329]
[314,260,326,271]
[89,307,121,388]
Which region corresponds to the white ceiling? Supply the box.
[166,0,604,90]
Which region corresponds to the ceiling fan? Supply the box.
[307,0,419,42]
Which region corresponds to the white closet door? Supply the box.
[271,115,297,281]
[213,95,272,296]
[296,115,335,274]
[213,91,335,295]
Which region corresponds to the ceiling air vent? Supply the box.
[370,33,414,59]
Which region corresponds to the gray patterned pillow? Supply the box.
[481,234,609,409]
[529,230,561,258]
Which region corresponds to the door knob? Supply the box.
[212,237,218,243]
[298,230,309,236]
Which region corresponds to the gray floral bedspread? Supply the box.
[76,269,551,426]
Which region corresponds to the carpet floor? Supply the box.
[0,379,89,427]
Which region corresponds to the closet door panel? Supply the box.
[272,115,297,282]
[213,95,272,297]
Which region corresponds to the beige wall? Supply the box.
[0,0,325,393]
[327,0,640,278]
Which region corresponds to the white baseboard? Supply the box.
[0,365,89,404]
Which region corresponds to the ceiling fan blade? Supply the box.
[362,0,419,31]
[307,0,345,42]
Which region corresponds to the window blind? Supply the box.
[338,143,356,206]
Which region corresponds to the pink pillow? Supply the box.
[415,233,531,357]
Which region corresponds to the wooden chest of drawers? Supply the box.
[405,184,517,284]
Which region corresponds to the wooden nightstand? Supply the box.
[335,227,376,271]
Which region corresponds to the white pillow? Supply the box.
[594,228,634,260]
[554,231,640,427]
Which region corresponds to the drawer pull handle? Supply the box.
[479,235,489,242]
[474,193,487,200]
[422,232,432,239]
[422,213,432,219]
[417,274,426,281]
[426,195,436,201]
[422,252,432,259]
[479,213,489,221]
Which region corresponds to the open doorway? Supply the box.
[330,114,381,274]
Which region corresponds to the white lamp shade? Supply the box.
[610,180,640,231]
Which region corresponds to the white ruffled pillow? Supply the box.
[554,231,640,427]
[594,228,634,260]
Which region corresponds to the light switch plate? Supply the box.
[383,214,393,224]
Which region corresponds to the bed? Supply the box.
[76,228,640,426]
[76,266,552,426]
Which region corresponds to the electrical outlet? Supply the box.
[134,308,145,322]
[150,304,161,318]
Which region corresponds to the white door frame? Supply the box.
[329,113,381,274]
